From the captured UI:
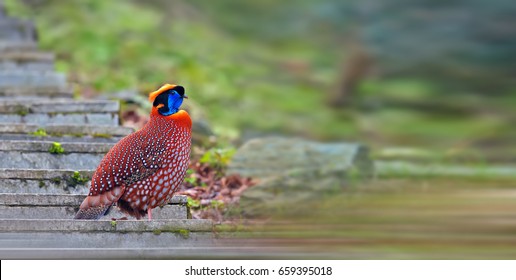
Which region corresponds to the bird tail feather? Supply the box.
[74,186,125,220]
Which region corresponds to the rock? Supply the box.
[228,137,374,216]
[229,137,374,178]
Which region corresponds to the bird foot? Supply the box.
[111,217,128,221]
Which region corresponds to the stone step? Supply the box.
[0,60,53,71]
[0,151,102,169]
[0,247,259,259]
[0,133,123,143]
[0,123,131,136]
[0,168,94,180]
[0,18,36,42]
[0,140,112,153]
[0,219,214,250]
[0,71,66,88]
[0,3,5,18]
[0,99,120,125]
[0,50,54,62]
[0,98,119,113]
[0,193,186,207]
[0,168,92,194]
[0,50,54,71]
[0,41,37,52]
[0,140,110,169]
[0,218,210,232]
[0,85,73,98]
[0,194,189,220]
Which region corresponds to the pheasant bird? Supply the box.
[74,84,191,220]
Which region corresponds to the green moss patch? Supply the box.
[48,142,65,154]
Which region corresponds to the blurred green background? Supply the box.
[5,0,516,259]
[7,0,515,149]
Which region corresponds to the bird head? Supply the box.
[148,84,187,116]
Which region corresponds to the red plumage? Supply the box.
[75,84,191,220]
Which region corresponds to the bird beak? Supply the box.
[183,94,188,99]
[156,104,165,109]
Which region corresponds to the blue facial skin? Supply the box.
[161,90,184,116]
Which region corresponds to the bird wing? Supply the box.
[74,130,165,219]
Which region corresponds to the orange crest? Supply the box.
[148,84,178,103]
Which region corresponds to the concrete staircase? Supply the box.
[0,5,215,258]
[0,193,189,220]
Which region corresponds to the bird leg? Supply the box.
[147,208,152,221]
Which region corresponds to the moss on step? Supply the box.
[30,128,48,137]
[50,177,62,184]
[71,171,89,185]
[92,133,112,138]
[176,229,190,239]
[14,105,29,116]
[67,133,85,138]
[48,142,65,154]
[158,226,191,239]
